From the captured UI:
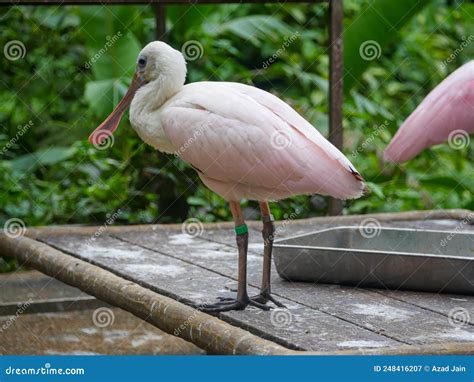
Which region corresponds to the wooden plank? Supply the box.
[40,233,400,351]
[12,210,473,353]
[111,220,474,347]
[41,234,238,306]
[0,308,203,355]
[24,209,473,240]
[0,273,202,355]
[0,271,103,315]
[267,217,474,343]
[114,228,268,291]
[273,282,474,346]
[0,234,291,355]
[3,234,472,356]
[162,218,474,288]
[111,227,474,348]
[0,271,89,304]
[373,289,474,326]
[0,297,103,316]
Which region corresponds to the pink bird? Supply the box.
[89,41,365,312]
[384,61,474,163]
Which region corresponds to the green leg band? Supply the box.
[235,223,248,235]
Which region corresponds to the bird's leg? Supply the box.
[250,202,286,308]
[200,201,269,313]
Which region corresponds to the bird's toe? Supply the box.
[199,299,247,313]
[198,295,272,313]
[250,293,286,308]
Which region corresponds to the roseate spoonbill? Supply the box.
[384,61,474,163]
[89,41,365,312]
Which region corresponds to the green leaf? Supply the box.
[167,5,215,36]
[217,16,294,47]
[419,175,473,191]
[7,147,77,172]
[366,181,385,198]
[85,79,128,117]
[344,0,430,93]
[87,32,141,81]
[79,6,141,119]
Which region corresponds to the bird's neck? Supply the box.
[129,74,184,153]
[137,75,184,112]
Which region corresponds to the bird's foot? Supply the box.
[250,292,286,308]
[199,296,270,313]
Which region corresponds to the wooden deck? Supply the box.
[1,209,473,354]
[0,271,203,355]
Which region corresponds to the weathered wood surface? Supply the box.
[0,270,91,305]
[0,235,290,355]
[39,234,395,351]
[2,209,473,354]
[0,271,203,355]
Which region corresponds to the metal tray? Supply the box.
[273,226,474,294]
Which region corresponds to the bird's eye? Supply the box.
[138,57,147,69]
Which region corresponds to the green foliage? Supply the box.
[345,0,473,213]
[343,0,431,92]
[80,6,144,116]
[0,256,18,273]
[0,1,473,271]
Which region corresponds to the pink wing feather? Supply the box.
[384,61,474,163]
[160,82,364,201]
